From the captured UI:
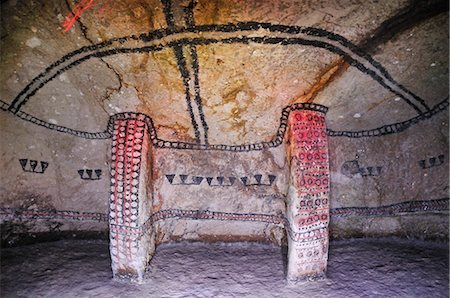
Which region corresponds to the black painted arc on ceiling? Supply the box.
[6,22,432,115]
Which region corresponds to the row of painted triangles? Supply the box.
[165,174,276,186]
[19,159,48,174]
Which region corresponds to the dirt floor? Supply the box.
[1,238,448,298]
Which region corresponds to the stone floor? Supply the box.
[1,238,448,297]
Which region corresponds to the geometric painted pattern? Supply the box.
[2,98,447,145]
[287,106,330,281]
[2,198,447,224]
[164,174,276,187]
[109,116,148,274]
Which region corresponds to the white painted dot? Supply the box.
[394,97,401,101]
[58,73,69,82]
[430,63,436,67]
[25,37,41,48]
[353,113,361,118]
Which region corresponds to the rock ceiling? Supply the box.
[0,0,448,146]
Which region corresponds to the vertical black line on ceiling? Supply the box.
[184,1,209,144]
[161,0,203,144]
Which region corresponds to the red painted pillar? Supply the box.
[109,114,155,281]
[286,104,330,282]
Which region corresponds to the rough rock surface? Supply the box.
[0,0,448,247]
[1,238,449,297]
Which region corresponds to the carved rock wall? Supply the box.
[0,0,448,247]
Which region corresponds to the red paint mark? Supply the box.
[112,121,122,261]
[127,120,138,260]
[291,110,329,193]
[96,2,111,18]
[63,0,95,32]
[297,213,328,226]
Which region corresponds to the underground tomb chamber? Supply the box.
[0,0,448,292]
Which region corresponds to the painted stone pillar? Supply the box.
[109,113,155,281]
[286,104,330,283]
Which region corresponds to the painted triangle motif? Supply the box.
[268,175,276,185]
[95,169,102,178]
[19,159,28,171]
[418,160,426,169]
[40,161,49,173]
[29,160,38,171]
[179,174,188,183]
[165,174,176,184]
[192,176,203,185]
